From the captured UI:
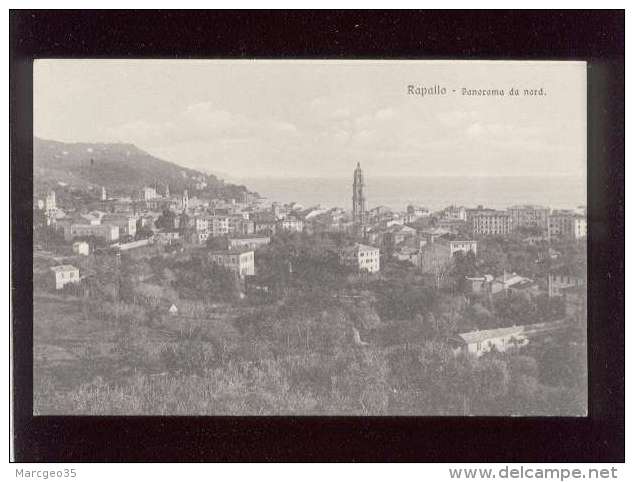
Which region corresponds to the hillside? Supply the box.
[33,137,251,199]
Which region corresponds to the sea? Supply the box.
[237,176,587,212]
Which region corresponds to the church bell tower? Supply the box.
[352,162,366,226]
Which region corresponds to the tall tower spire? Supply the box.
[352,162,366,226]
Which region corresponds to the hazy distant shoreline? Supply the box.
[238,175,587,212]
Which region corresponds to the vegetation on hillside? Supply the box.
[33,231,587,416]
[33,137,252,200]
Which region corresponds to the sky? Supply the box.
[34,59,586,179]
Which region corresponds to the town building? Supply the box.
[490,272,538,296]
[50,265,80,290]
[279,215,304,233]
[63,223,119,242]
[233,219,256,235]
[72,241,90,256]
[352,162,367,226]
[464,275,495,294]
[227,235,271,250]
[194,216,210,232]
[547,212,587,240]
[367,205,392,224]
[45,190,56,211]
[384,225,417,246]
[393,245,422,265]
[340,243,380,273]
[472,211,512,236]
[190,230,210,245]
[507,205,550,230]
[117,238,154,251]
[451,325,527,357]
[449,240,478,256]
[141,186,158,201]
[271,202,288,220]
[139,215,155,229]
[102,214,137,238]
[208,249,255,277]
[547,273,585,297]
[79,212,102,225]
[406,204,430,219]
[46,209,66,227]
[211,215,230,237]
[154,230,180,245]
[254,213,277,235]
[441,205,468,221]
[436,218,468,233]
[466,206,498,222]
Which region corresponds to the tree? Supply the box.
[135,224,154,240]
[156,209,176,230]
[206,236,228,250]
[454,356,509,415]
[478,240,508,274]
[493,292,536,326]
[453,251,477,285]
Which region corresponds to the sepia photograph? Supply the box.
[30,59,589,416]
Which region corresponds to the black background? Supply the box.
[10,10,625,462]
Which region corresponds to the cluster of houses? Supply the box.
[36,177,587,300]
[450,269,586,357]
[37,176,587,367]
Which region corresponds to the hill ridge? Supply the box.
[33,137,251,200]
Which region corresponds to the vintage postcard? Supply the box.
[32,59,587,416]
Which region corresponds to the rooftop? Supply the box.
[458,325,525,345]
[209,248,254,255]
[50,265,79,273]
[342,243,380,254]
[472,211,510,217]
[228,234,270,240]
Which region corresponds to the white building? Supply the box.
[227,235,271,250]
[507,205,550,230]
[340,243,380,273]
[490,272,538,295]
[63,223,119,242]
[72,241,90,256]
[449,240,478,256]
[50,265,80,290]
[472,211,512,236]
[45,190,56,211]
[141,186,158,201]
[406,204,430,218]
[154,231,180,245]
[548,212,587,240]
[547,273,585,297]
[442,205,468,221]
[279,216,304,233]
[452,325,527,357]
[190,230,211,245]
[209,249,255,277]
[211,216,230,237]
[80,213,102,225]
[102,214,137,238]
[194,216,210,232]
